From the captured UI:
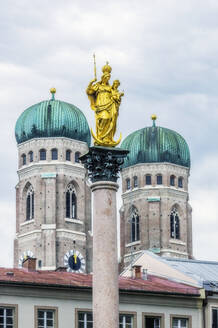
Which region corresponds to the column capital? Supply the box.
[80,146,129,183]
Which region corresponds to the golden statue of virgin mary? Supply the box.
[86,61,124,147]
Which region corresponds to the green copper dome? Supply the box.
[15,92,91,145]
[121,119,190,168]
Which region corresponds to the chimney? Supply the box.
[22,257,37,271]
[133,265,142,279]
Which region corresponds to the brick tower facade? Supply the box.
[119,117,193,270]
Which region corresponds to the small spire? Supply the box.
[151,114,157,127]
[50,87,56,100]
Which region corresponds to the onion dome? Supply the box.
[121,115,190,168]
[15,88,91,145]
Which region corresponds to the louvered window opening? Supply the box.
[66,184,77,219]
[170,208,180,239]
[26,186,34,221]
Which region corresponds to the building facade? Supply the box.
[120,117,193,269]
[14,90,93,272]
[0,263,203,328]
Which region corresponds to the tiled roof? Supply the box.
[0,268,200,296]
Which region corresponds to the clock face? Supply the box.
[19,250,34,268]
[64,250,85,273]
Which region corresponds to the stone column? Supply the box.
[80,146,128,328]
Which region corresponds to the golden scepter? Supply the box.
[93,53,97,80]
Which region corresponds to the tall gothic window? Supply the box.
[51,148,58,160]
[131,208,140,242]
[75,151,81,163]
[66,149,71,161]
[39,149,46,160]
[26,186,34,221]
[170,207,180,239]
[66,184,77,219]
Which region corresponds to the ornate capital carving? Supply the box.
[80,146,128,183]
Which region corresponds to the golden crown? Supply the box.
[102,62,112,74]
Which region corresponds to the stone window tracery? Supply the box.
[170,207,180,239]
[26,185,34,221]
[66,184,77,219]
[131,208,140,242]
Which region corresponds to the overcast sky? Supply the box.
[0,0,218,267]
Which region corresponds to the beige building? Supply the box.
[0,260,203,328]
[121,250,218,328]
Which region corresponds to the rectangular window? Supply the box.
[76,311,136,328]
[78,311,93,328]
[212,308,218,328]
[156,175,162,185]
[144,313,164,328]
[51,149,58,160]
[0,306,17,328]
[145,175,151,185]
[35,307,57,328]
[172,317,188,328]
[119,314,134,328]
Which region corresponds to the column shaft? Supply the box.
[91,181,119,328]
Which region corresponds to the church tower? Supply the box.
[14,89,92,272]
[120,116,192,270]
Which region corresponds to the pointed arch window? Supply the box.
[21,154,26,165]
[66,184,77,219]
[51,148,58,160]
[29,151,33,162]
[26,186,34,221]
[66,149,71,161]
[133,176,138,188]
[170,207,180,239]
[75,151,81,163]
[131,208,140,242]
[39,149,46,160]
